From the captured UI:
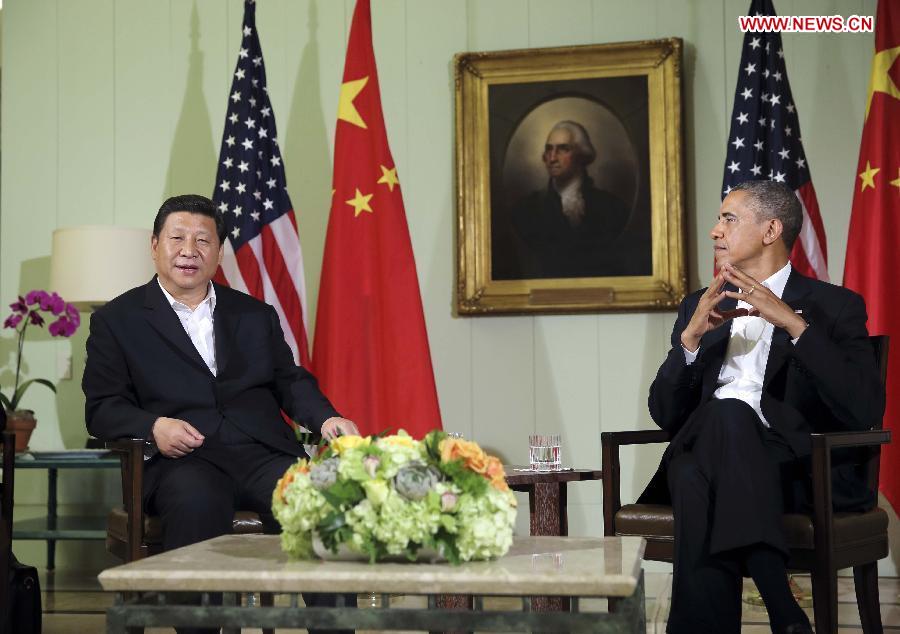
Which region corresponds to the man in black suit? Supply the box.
[643,181,884,634]
[83,194,358,633]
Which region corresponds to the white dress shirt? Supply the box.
[683,262,794,426]
[157,279,218,376]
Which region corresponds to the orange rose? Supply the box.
[276,471,294,503]
[485,456,509,491]
[441,438,488,473]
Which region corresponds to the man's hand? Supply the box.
[680,270,750,352]
[721,263,807,338]
[151,417,204,458]
[321,417,359,440]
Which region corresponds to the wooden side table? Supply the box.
[505,467,603,536]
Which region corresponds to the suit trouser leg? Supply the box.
[666,450,742,634]
[150,455,236,634]
[666,399,798,633]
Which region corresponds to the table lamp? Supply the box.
[50,226,155,311]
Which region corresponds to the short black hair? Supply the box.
[731,180,803,251]
[153,194,226,243]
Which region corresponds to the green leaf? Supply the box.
[439,459,488,496]
[319,479,365,510]
[316,512,353,554]
[424,430,446,462]
[0,393,11,411]
[11,378,56,410]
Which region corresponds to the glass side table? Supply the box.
[11,450,120,570]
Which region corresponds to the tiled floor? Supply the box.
[39,568,900,633]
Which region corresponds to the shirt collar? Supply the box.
[760,261,792,299]
[157,278,216,313]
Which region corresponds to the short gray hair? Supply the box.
[548,120,596,165]
[731,180,803,250]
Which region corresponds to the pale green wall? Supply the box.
[3,0,895,577]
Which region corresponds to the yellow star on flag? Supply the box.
[859,161,880,191]
[338,77,369,129]
[377,165,400,192]
[346,188,374,217]
[891,168,900,192]
[865,45,900,118]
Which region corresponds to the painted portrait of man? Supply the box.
[488,77,652,281]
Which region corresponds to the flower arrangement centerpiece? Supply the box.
[2,290,81,450]
[272,430,517,564]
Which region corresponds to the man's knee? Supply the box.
[152,459,235,524]
[667,453,706,499]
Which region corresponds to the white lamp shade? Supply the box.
[50,225,155,308]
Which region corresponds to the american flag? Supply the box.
[722,0,828,280]
[211,0,310,366]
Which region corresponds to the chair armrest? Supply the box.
[808,429,892,559]
[105,438,146,453]
[810,429,890,451]
[105,438,146,562]
[602,429,671,447]
[601,429,671,536]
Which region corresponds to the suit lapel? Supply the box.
[143,278,214,376]
[212,283,238,377]
[763,269,811,387]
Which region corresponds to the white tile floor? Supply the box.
[39,569,900,633]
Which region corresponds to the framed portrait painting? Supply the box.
[455,39,686,315]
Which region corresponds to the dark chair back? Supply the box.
[864,335,889,496]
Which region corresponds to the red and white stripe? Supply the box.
[217,210,310,367]
[791,182,829,281]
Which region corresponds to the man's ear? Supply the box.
[150,235,159,261]
[217,243,224,267]
[763,218,784,246]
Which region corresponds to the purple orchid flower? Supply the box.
[25,290,49,307]
[3,314,23,329]
[9,296,28,314]
[28,311,45,327]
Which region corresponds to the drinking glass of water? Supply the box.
[529,434,561,471]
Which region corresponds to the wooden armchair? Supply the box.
[104,439,266,562]
[601,335,891,634]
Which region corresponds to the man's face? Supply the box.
[542,128,580,183]
[151,211,223,295]
[710,190,770,269]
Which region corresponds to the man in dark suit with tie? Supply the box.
[83,194,358,633]
[642,181,884,634]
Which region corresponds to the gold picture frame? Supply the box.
[455,38,686,315]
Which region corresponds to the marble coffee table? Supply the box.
[99,534,646,633]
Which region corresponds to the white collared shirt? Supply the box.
[157,279,218,376]
[683,262,793,426]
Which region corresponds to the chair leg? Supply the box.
[853,562,883,634]
[810,567,838,634]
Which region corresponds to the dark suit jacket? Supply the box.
[640,269,885,511]
[511,176,632,278]
[83,278,339,494]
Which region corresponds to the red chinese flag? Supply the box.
[843,0,900,511]
[312,0,442,438]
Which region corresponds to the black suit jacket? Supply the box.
[83,279,339,484]
[640,269,885,511]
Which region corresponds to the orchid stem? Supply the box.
[12,319,28,410]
